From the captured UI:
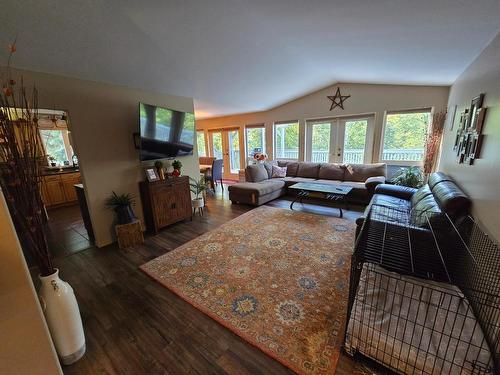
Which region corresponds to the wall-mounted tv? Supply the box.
[139,102,195,161]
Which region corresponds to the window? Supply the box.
[245,125,266,162]
[274,122,299,160]
[40,129,73,165]
[381,110,430,163]
[197,131,207,157]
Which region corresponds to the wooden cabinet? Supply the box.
[41,172,82,208]
[140,176,192,233]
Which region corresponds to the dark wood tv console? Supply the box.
[139,176,192,233]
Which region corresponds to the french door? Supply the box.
[306,116,374,164]
[209,129,241,180]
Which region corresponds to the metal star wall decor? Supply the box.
[327,87,351,110]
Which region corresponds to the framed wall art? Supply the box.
[453,93,487,165]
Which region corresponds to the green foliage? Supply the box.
[392,166,424,188]
[190,177,208,199]
[311,120,367,152]
[384,113,429,150]
[40,129,68,162]
[197,132,206,156]
[172,159,182,170]
[105,191,135,209]
[276,123,299,151]
[154,160,164,170]
[246,127,265,155]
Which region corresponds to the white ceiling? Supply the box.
[2,1,500,118]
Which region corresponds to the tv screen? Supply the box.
[139,102,195,161]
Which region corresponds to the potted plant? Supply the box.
[392,166,424,188]
[190,176,208,210]
[172,159,182,177]
[154,160,165,180]
[105,191,137,224]
[48,155,57,167]
[0,42,85,364]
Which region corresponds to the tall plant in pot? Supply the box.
[105,191,137,224]
[0,42,85,364]
[190,176,208,210]
[392,166,424,188]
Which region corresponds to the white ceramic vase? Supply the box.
[39,269,86,365]
[192,197,205,209]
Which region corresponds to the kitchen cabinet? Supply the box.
[41,172,82,208]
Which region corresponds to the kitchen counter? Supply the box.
[41,168,79,176]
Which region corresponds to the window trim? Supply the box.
[244,124,266,165]
[273,121,300,161]
[379,108,432,166]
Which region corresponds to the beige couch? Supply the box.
[228,161,386,206]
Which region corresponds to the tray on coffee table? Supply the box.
[288,182,353,218]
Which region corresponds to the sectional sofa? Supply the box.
[228,161,387,206]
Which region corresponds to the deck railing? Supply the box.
[274,148,423,163]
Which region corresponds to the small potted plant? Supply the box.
[172,159,182,177]
[392,166,424,188]
[154,160,165,180]
[48,155,57,167]
[105,191,137,224]
[190,177,208,210]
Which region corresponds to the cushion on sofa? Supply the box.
[246,164,269,182]
[344,163,387,182]
[428,172,453,190]
[318,163,345,180]
[296,162,320,178]
[410,185,433,207]
[371,194,412,211]
[277,161,300,177]
[431,180,471,218]
[263,162,275,179]
[229,179,285,196]
[410,194,442,227]
[271,165,287,178]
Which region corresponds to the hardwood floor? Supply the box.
[51,187,384,375]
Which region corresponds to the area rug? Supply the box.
[141,206,355,375]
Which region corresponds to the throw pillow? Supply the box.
[271,165,287,178]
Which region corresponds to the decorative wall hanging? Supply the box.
[327,87,350,110]
[453,93,487,165]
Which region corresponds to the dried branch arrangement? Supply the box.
[0,42,54,276]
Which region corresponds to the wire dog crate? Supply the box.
[345,204,499,375]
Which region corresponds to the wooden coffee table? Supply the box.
[288,182,353,218]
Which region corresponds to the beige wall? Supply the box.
[10,68,199,247]
[197,83,450,165]
[440,32,500,242]
[0,188,62,375]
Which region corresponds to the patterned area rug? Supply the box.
[141,206,355,375]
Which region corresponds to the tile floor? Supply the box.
[45,205,94,259]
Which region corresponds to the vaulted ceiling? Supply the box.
[2,0,500,118]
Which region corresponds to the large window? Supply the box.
[40,129,72,165]
[245,125,266,162]
[381,110,430,164]
[197,131,207,157]
[274,121,299,160]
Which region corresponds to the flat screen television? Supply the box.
[139,102,195,161]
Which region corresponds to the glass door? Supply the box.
[227,129,240,178]
[209,129,241,180]
[306,116,373,164]
[337,118,369,164]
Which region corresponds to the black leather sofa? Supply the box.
[356,172,471,237]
